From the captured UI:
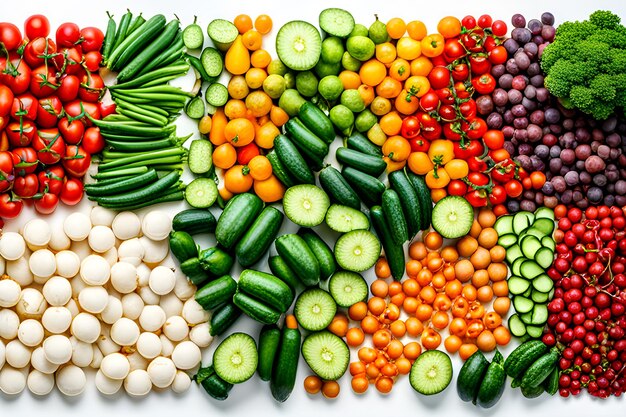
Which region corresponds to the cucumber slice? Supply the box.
[506,244,523,265]
[319,8,355,38]
[185,96,205,119]
[520,311,533,325]
[535,247,555,269]
[513,296,534,314]
[526,326,544,339]
[283,184,330,227]
[531,304,548,325]
[201,47,224,78]
[497,234,517,248]
[329,271,368,307]
[183,19,204,49]
[409,350,452,395]
[508,314,526,337]
[276,21,322,71]
[534,207,554,221]
[520,260,544,280]
[511,257,526,277]
[334,230,380,272]
[532,274,554,293]
[522,287,532,299]
[531,289,550,303]
[213,332,258,384]
[185,177,218,208]
[325,204,369,233]
[207,19,238,51]
[188,139,213,175]
[301,331,349,381]
[431,196,474,239]
[525,228,547,239]
[494,215,513,236]
[513,212,532,235]
[294,288,337,331]
[521,235,542,259]
[532,218,555,236]
[205,83,228,107]
[508,276,530,295]
[542,236,556,251]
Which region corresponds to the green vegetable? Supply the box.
[257,325,281,382]
[235,207,284,267]
[180,257,209,286]
[198,247,234,278]
[456,350,489,403]
[195,275,237,310]
[172,209,216,235]
[520,349,559,390]
[213,332,258,384]
[210,302,241,336]
[274,135,315,185]
[341,167,385,207]
[268,256,301,294]
[503,340,549,379]
[188,140,213,175]
[270,322,301,402]
[370,205,404,280]
[237,269,294,313]
[298,102,335,144]
[382,189,409,245]
[183,16,204,49]
[215,193,264,250]
[298,229,336,281]
[475,351,506,408]
[84,169,159,197]
[195,364,233,401]
[275,234,320,287]
[185,177,218,209]
[284,118,329,165]
[168,231,198,264]
[389,170,423,239]
[233,292,281,325]
[335,147,386,178]
[266,150,296,188]
[318,166,361,210]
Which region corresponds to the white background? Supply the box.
[2,0,626,416]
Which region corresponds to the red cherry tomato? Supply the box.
[38,165,65,195]
[29,66,58,99]
[79,27,104,52]
[12,147,39,175]
[419,91,440,112]
[428,67,451,90]
[443,39,466,62]
[33,128,66,165]
[78,73,104,103]
[448,179,468,196]
[55,22,80,48]
[461,16,476,29]
[0,23,23,51]
[409,136,430,152]
[465,189,488,207]
[82,127,105,154]
[60,178,84,205]
[236,142,260,165]
[0,151,14,193]
[401,116,421,139]
[34,192,58,214]
[483,129,505,150]
[451,63,470,82]
[6,121,37,148]
[477,15,493,29]
[489,185,507,205]
[472,74,496,95]
[505,179,523,198]
[469,54,492,75]
[57,117,85,145]
[11,93,38,121]
[83,51,102,72]
[488,45,508,65]
[13,173,39,198]
[24,15,50,39]
[0,56,32,95]
[0,85,14,117]
[57,75,80,103]
[62,145,91,177]
[491,20,508,37]
[36,97,63,129]
[0,193,23,218]
[23,37,56,68]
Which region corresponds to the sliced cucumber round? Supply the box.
[319,8,355,38]
[301,331,349,381]
[185,177,218,208]
[325,204,369,233]
[213,332,258,384]
[276,21,322,71]
[294,288,336,332]
[283,184,330,227]
[409,350,453,395]
[329,271,368,307]
[334,230,380,272]
[431,196,474,239]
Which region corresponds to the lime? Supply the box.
[263,74,287,99]
[296,71,319,97]
[318,75,344,101]
[314,60,341,78]
[284,72,296,89]
[321,37,344,64]
[340,89,365,113]
[346,36,375,61]
[341,51,362,72]
[329,104,354,131]
[368,16,389,44]
[349,23,369,38]
[355,109,377,132]
[279,89,306,116]
[267,59,288,76]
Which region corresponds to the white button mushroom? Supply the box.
[7,257,34,287]
[100,296,123,325]
[69,336,93,368]
[0,366,27,395]
[70,312,101,343]
[80,255,111,286]
[78,286,109,314]
[90,346,104,369]
[54,251,81,278]
[138,286,160,306]
[0,340,5,369]
[149,266,176,295]
[136,332,162,360]
[117,238,145,260]
[63,212,92,241]
[124,369,152,397]
[0,232,26,261]
[160,293,184,318]
[159,335,175,357]
[27,369,55,396]
[147,356,176,388]
[141,211,171,241]
[139,236,169,264]
[110,262,138,294]
[0,308,20,340]
[48,223,71,252]
[0,279,21,307]
[182,298,210,325]
[136,263,151,287]
[16,288,47,320]
[31,347,59,374]
[174,268,196,301]
[90,206,116,227]
[22,218,51,250]
[102,246,118,267]
[97,326,121,356]
[110,317,140,346]
[101,352,130,380]
[42,277,72,306]
[64,298,80,319]
[69,239,92,261]
[171,341,202,370]
[112,211,142,240]
[18,319,44,347]
[127,351,148,372]
[189,322,213,348]
[138,305,166,332]
[171,370,192,394]
[121,293,144,320]
[88,225,116,253]
[43,335,73,365]
[162,316,189,342]
[56,365,86,396]
[41,307,72,334]
[5,339,31,368]
[95,369,123,395]
[28,249,56,279]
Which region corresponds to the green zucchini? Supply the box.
[267,150,296,188]
[195,275,237,310]
[475,351,506,408]
[257,325,281,382]
[169,231,198,264]
[388,170,422,239]
[370,205,404,280]
[180,257,209,286]
[520,349,559,390]
[318,166,361,210]
[238,269,294,313]
[233,292,281,325]
[345,132,382,157]
[298,228,336,281]
[298,101,335,144]
[341,167,385,207]
[210,302,242,336]
[521,383,544,399]
[284,118,329,163]
[382,189,409,245]
[274,135,315,185]
[457,350,489,403]
[543,367,560,396]
[215,193,264,249]
[235,207,284,267]
[270,324,301,402]
[336,147,386,178]
[275,234,320,287]
[198,247,234,278]
[172,209,217,235]
[503,340,548,379]
[268,256,301,294]
[406,172,433,230]
[195,364,233,401]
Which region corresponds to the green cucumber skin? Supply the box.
[270,326,301,402]
[198,247,234,278]
[388,170,422,239]
[298,229,337,281]
[268,256,301,295]
[274,135,315,185]
[370,205,404,280]
[195,275,237,310]
[521,383,544,399]
[169,231,198,264]
[341,167,385,207]
[298,102,335,144]
[180,257,209,286]
[503,340,548,379]
[456,350,489,403]
[172,209,217,235]
[267,150,296,188]
[275,234,321,287]
[406,172,433,230]
[233,292,281,325]
[197,365,233,401]
[382,189,409,245]
[235,207,284,267]
[215,193,264,249]
[238,269,294,313]
[336,147,386,178]
[285,117,329,162]
[345,132,382,157]
[521,350,559,390]
[543,367,560,396]
[257,325,281,382]
[475,351,506,409]
[209,302,242,336]
[318,166,361,210]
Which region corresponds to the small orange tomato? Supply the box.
[382,135,411,162]
[420,34,444,57]
[223,165,253,194]
[421,327,442,350]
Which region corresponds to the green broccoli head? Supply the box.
[589,10,621,30]
[569,85,614,120]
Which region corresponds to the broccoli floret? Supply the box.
[590,74,616,101]
[570,85,613,119]
[589,10,621,30]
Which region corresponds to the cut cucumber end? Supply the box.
[213,332,258,384]
[319,8,355,38]
[409,350,453,395]
[276,20,322,71]
[431,196,474,239]
[325,204,370,233]
[334,230,380,272]
[283,184,330,227]
[207,19,239,51]
[295,288,337,331]
[302,331,349,381]
[329,271,368,307]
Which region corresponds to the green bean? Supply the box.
[109,63,189,90]
[91,166,149,179]
[91,171,180,205]
[102,12,117,61]
[98,148,185,171]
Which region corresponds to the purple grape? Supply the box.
[541,12,555,25]
[508,89,523,104]
[602,117,618,132]
[529,109,544,125]
[564,171,579,186]
[514,51,531,70]
[534,144,549,159]
[587,187,604,203]
[527,124,543,141]
[616,180,626,195]
[503,38,520,55]
[512,13,527,28]
[486,112,503,129]
[530,75,544,88]
[505,59,520,75]
[549,145,561,158]
[512,27,532,43]
[492,88,509,106]
[560,148,576,164]
[523,42,538,58]
[476,96,493,115]
[541,25,555,41]
[544,108,560,123]
[606,133,621,147]
[518,144,533,156]
[542,181,555,195]
[593,174,607,187]
[597,144,611,159]
[544,196,558,208]
[511,75,528,90]
[507,199,520,213]
[574,144,592,160]
[491,64,506,78]
[520,200,537,212]
[527,19,543,35]
[579,171,592,184]
[514,118,529,130]
[585,156,606,173]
